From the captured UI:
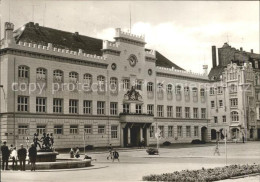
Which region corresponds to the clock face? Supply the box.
[128,55,137,67]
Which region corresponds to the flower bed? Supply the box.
[143,164,260,181]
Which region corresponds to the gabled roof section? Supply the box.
[208,65,225,81]
[14,22,103,56]
[155,51,184,70]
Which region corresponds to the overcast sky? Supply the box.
[0,0,259,73]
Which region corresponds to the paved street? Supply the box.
[1,142,260,182]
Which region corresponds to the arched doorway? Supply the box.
[201,126,208,142]
[211,129,217,140]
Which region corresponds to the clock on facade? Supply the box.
[128,55,137,67]
[111,63,117,70]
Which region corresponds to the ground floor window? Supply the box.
[186,126,191,137]
[84,125,92,134]
[194,126,199,137]
[70,125,78,134]
[98,125,105,134]
[177,126,182,137]
[168,126,173,137]
[150,126,154,138]
[54,125,63,135]
[18,125,28,135]
[37,125,46,135]
[111,125,118,139]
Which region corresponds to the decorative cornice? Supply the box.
[156,72,209,83]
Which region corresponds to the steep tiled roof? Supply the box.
[13,22,183,70]
[208,65,225,81]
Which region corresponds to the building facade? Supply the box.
[0,22,259,149]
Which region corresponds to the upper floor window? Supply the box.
[18,96,29,112]
[185,107,190,118]
[97,75,106,90]
[157,83,164,92]
[192,88,198,97]
[157,105,164,117]
[36,68,47,80]
[176,85,181,95]
[193,108,198,118]
[18,66,29,78]
[201,108,206,119]
[110,77,118,91]
[123,79,130,90]
[230,98,238,107]
[53,98,63,113]
[231,111,239,121]
[210,87,215,95]
[123,103,130,113]
[255,61,259,69]
[147,82,153,92]
[200,88,205,97]
[147,104,154,115]
[230,84,237,93]
[184,86,189,95]
[83,74,92,87]
[53,70,63,82]
[167,106,173,117]
[211,101,215,108]
[217,86,223,94]
[167,84,173,94]
[135,80,142,90]
[69,72,78,83]
[69,99,78,114]
[36,97,46,113]
[229,70,237,80]
[176,107,182,118]
[83,100,92,115]
[110,102,118,115]
[97,101,105,115]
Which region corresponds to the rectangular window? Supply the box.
[193,108,198,118]
[70,125,78,134]
[167,106,173,117]
[18,66,29,78]
[36,97,46,113]
[54,125,63,135]
[157,105,164,117]
[185,107,190,118]
[214,116,218,123]
[17,96,29,112]
[69,99,78,114]
[186,126,191,137]
[147,82,153,92]
[136,104,142,114]
[110,102,118,115]
[194,126,199,137]
[158,126,164,138]
[135,80,142,90]
[83,100,92,114]
[230,98,238,107]
[18,125,28,135]
[147,104,154,115]
[123,104,130,113]
[175,85,181,95]
[97,101,105,115]
[219,100,223,107]
[53,98,62,113]
[201,108,206,119]
[211,101,215,108]
[111,125,118,139]
[84,125,92,134]
[222,116,226,123]
[217,87,223,94]
[200,89,205,97]
[177,126,182,137]
[210,87,215,95]
[150,126,154,138]
[168,126,173,137]
[123,79,130,90]
[98,125,105,134]
[36,125,46,135]
[176,107,182,118]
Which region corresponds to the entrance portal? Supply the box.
[201,126,207,142]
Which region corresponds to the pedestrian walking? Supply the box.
[242,134,245,143]
[17,144,27,171]
[29,143,37,171]
[69,148,74,158]
[10,147,18,170]
[214,142,220,156]
[1,141,10,170]
[107,144,113,160]
[112,150,120,162]
[75,147,80,158]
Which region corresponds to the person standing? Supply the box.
[17,144,27,171]
[69,148,74,158]
[75,147,80,158]
[10,147,18,170]
[242,134,245,143]
[28,143,37,171]
[1,141,10,170]
[112,150,120,162]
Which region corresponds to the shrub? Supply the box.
[163,141,171,146]
[146,148,159,155]
[85,145,94,150]
[143,164,260,181]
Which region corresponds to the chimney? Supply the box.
[212,46,217,68]
[240,47,243,51]
[251,49,253,53]
[4,22,14,41]
[203,65,208,75]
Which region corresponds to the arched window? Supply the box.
[36,68,47,80]
[231,111,239,121]
[147,82,153,92]
[192,87,198,96]
[18,65,29,78]
[175,85,181,95]
[200,88,205,97]
[157,83,163,92]
[83,74,92,86]
[167,84,173,93]
[184,86,189,95]
[97,75,105,91]
[110,77,118,90]
[69,72,78,83]
[53,70,63,82]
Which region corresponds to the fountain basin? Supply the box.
[37,152,59,162]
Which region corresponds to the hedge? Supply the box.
[143,164,260,181]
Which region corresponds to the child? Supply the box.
[112,150,120,162]
[10,147,18,170]
[69,148,74,158]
